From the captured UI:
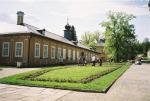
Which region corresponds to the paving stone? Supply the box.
[0,93,26,100]
[21,96,47,101]
[0,68,39,78]
[0,87,21,95]
[39,89,58,95]
[0,64,150,101]
[0,97,19,101]
[57,64,150,101]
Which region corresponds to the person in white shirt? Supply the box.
[92,55,96,66]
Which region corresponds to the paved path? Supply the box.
[0,64,150,101]
[58,64,150,101]
[0,67,39,78]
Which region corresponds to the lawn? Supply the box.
[0,66,3,71]
[34,66,120,83]
[0,62,130,93]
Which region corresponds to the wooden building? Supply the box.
[0,11,100,67]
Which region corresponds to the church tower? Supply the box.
[64,18,78,45]
[64,23,72,40]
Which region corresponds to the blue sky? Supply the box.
[0,0,149,41]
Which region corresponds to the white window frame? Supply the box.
[43,44,48,58]
[51,46,55,59]
[15,42,23,57]
[63,48,66,59]
[73,50,76,60]
[2,42,10,57]
[35,43,40,58]
[68,49,71,60]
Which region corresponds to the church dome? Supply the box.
[65,24,71,30]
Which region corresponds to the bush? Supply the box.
[143,57,150,60]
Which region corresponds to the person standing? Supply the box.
[99,58,102,66]
[92,55,96,66]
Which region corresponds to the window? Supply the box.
[63,48,66,59]
[43,45,48,58]
[68,49,71,60]
[57,48,62,58]
[2,42,10,57]
[35,43,40,58]
[73,50,76,60]
[15,42,23,57]
[51,46,55,59]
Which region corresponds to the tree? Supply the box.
[142,38,150,56]
[93,30,102,42]
[81,31,102,50]
[71,26,77,41]
[101,11,136,62]
[81,32,95,50]
[130,38,150,58]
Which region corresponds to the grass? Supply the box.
[35,66,120,83]
[38,67,108,80]
[0,62,130,93]
[0,66,3,71]
[143,57,150,60]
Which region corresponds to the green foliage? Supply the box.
[81,31,102,50]
[132,38,150,57]
[101,11,136,62]
[142,38,150,56]
[71,26,77,41]
[143,57,150,60]
[0,63,129,93]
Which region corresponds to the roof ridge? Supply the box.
[24,23,39,29]
[24,23,40,33]
[23,23,92,51]
[24,23,67,40]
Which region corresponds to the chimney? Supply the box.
[17,11,24,25]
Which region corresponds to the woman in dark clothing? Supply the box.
[99,58,102,66]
